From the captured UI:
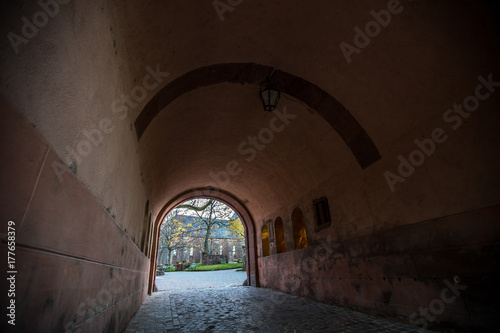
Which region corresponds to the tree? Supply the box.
[176,199,236,254]
[158,209,193,264]
[227,218,245,242]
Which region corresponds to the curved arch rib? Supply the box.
[135,63,380,169]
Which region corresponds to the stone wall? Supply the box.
[164,237,244,265]
[1,1,499,332]
[0,100,149,332]
[202,254,228,266]
[258,204,500,331]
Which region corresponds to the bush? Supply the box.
[194,262,243,271]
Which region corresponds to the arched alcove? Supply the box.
[275,217,286,254]
[292,207,308,250]
[261,224,270,257]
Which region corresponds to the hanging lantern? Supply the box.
[259,77,280,112]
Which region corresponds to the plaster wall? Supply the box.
[0,99,149,332]
[0,0,499,332]
[0,1,148,243]
[128,0,500,223]
[133,1,500,330]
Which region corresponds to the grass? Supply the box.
[160,262,243,272]
[193,262,243,271]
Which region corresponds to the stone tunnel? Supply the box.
[0,0,499,332]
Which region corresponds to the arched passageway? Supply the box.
[1,1,499,332]
[149,188,260,294]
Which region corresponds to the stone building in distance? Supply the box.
[157,215,245,264]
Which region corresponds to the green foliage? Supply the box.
[177,199,211,212]
[194,262,243,271]
[227,218,245,241]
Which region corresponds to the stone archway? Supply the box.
[148,187,259,294]
[135,63,381,169]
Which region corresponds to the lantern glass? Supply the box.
[259,80,280,112]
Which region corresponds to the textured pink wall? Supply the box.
[0,1,499,331]
[1,99,149,332]
[257,204,500,331]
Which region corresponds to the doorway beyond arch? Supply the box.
[148,187,259,294]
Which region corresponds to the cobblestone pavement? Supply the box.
[126,271,432,333]
[155,269,246,291]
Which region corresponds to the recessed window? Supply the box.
[292,208,308,250]
[313,197,331,230]
[275,217,286,254]
[261,225,270,257]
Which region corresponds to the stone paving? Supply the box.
[155,269,247,291]
[126,270,433,333]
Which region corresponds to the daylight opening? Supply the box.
[156,198,246,275]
